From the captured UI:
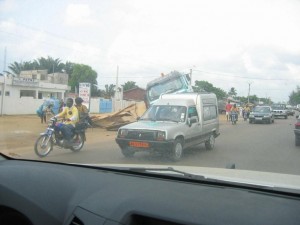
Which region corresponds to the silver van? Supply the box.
[115,92,220,161]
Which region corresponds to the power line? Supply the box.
[193,69,300,81]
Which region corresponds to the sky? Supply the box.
[0,0,300,103]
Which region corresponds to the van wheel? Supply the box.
[205,135,215,150]
[170,139,183,161]
[121,147,135,157]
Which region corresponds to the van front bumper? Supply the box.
[115,138,175,151]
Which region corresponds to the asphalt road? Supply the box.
[17,113,300,175]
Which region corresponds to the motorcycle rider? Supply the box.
[230,104,239,122]
[54,98,79,147]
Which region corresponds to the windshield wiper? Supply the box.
[128,167,205,180]
[156,118,179,122]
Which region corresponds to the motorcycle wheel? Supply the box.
[34,134,53,157]
[70,133,84,152]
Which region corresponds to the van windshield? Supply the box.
[141,105,187,122]
[147,78,185,102]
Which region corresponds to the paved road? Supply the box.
[19,113,300,175]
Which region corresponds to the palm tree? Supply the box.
[7,61,35,76]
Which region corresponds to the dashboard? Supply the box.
[1,155,300,225]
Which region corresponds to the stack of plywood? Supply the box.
[91,102,146,130]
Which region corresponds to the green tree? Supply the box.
[69,64,98,95]
[122,81,138,91]
[100,84,116,98]
[289,86,300,105]
[7,61,34,76]
[34,56,64,73]
[193,80,227,100]
[228,87,237,97]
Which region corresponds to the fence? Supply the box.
[0,96,142,115]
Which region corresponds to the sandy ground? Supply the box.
[0,115,115,156]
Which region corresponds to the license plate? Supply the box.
[129,141,149,148]
[256,118,262,120]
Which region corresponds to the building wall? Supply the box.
[123,88,146,101]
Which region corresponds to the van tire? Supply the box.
[121,147,135,157]
[170,139,183,161]
[205,135,215,150]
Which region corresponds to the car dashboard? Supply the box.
[1,155,300,225]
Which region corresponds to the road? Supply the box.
[1,114,300,175]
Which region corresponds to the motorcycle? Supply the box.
[34,117,90,157]
[243,111,249,121]
[231,112,238,125]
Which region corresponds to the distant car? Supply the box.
[294,115,300,146]
[249,106,274,124]
[272,104,288,119]
[286,108,295,116]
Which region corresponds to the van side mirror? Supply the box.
[188,117,197,127]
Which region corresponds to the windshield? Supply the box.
[147,77,184,102]
[141,105,187,122]
[253,107,271,113]
[1,0,300,191]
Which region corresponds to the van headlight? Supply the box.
[118,129,128,138]
[156,131,166,141]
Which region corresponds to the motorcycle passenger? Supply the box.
[54,98,79,147]
[75,97,89,123]
[230,104,239,121]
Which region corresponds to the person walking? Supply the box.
[225,101,232,121]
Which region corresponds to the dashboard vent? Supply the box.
[70,216,84,225]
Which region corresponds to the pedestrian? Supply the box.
[36,100,48,123]
[58,99,65,113]
[225,101,232,121]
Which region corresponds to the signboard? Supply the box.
[79,83,91,109]
[13,77,39,87]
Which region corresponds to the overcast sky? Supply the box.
[1,0,300,103]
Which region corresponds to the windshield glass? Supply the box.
[141,105,187,122]
[1,0,300,190]
[253,107,270,113]
[147,77,184,102]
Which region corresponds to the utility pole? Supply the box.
[1,47,7,116]
[247,82,251,104]
[190,68,193,85]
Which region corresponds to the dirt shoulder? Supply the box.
[0,115,117,156]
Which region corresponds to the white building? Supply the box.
[0,70,70,115]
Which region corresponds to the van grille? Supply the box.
[127,130,156,141]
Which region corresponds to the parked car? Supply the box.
[295,115,300,146]
[249,106,274,124]
[116,92,220,161]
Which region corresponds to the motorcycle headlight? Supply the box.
[118,129,128,138]
[156,131,166,141]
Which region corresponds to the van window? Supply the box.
[203,105,217,121]
[188,106,199,121]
